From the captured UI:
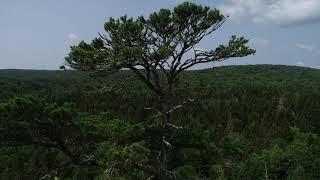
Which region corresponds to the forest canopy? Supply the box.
[0,65,320,179]
[64,3,255,178]
[0,2,319,180]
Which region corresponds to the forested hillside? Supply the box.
[1,65,320,179]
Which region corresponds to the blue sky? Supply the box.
[1,0,320,69]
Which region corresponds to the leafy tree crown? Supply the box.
[65,2,255,90]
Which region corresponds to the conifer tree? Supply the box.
[64,2,255,179]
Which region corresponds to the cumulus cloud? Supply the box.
[219,0,265,23]
[219,0,320,26]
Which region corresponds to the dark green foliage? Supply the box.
[1,65,320,179]
[65,2,254,76]
[32,3,256,178]
[238,128,320,180]
[0,96,149,179]
[1,1,318,178]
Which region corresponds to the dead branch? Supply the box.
[167,98,194,114]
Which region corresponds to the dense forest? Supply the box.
[1,64,319,179]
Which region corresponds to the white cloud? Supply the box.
[250,37,269,47]
[219,0,320,26]
[259,0,320,25]
[296,43,316,52]
[68,33,79,42]
[219,0,265,23]
[66,33,80,46]
[296,43,320,55]
[296,61,305,66]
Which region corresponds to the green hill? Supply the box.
[1,65,320,179]
[1,64,320,95]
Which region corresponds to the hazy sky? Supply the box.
[1,0,320,69]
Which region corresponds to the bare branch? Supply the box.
[166,123,183,130]
[145,107,161,115]
[162,136,172,148]
[167,98,194,114]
